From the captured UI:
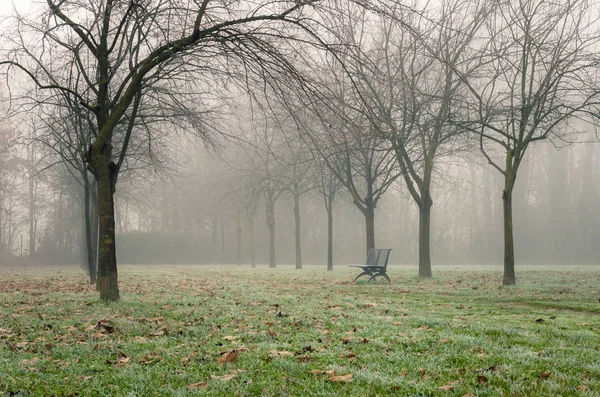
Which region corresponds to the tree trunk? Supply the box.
[220,222,225,264]
[364,203,375,254]
[248,215,256,268]
[236,214,242,266]
[95,153,120,301]
[83,170,97,284]
[502,186,516,286]
[91,187,99,285]
[266,196,276,268]
[418,193,433,278]
[294,192,302,269]
[28,171,36,258]
[327,207,333,271]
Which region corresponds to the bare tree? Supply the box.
[304,56,399,254]
[339,0,485,277]
[459,0,600,285]
[314,157,343,270]
[1,0,334,300]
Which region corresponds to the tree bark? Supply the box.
[28,170,36,258]
[91,187,99,285]
[236,214,242,266]
[266,195,276,268]
[293,192,302,269]
[418,192,433,278]
[248,215,256,268]
[94,148,119,301]
[88,137,119,301]
[82,170,96,284]
[364,202,375,253]
[327,208,333,271]
[502,186,516,286]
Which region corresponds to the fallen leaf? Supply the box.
[269,350,294,358]
[115,352,130,367]
[418,368,427,379]
[310,369,335,375]
[187,382,209,389]
[576,385,587,391]
[328,374,353,382]
[217,349,240,366]
[211,373,237,381]
[138,352,162,365]
[95,320,114,334]
[539,371,552,380]
[477,375,488,383]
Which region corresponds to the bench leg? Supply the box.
[353,271,373,283]
[367,273,391,283]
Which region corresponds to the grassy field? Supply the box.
[1,264,599,396]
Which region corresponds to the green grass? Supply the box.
[1,264,599,396]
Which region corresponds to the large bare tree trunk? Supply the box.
[418,193,433,278]
[502,185,516,286]
[293,192,302,269]
[364,203,375,254]
[82,170,97,284]
[94,150,119,301]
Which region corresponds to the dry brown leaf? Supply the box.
[217,349,240,366]
[576,385,587,391]
[477,375,488,383]
[269,350,294,358]
[211,373,237,381]
[418,368,427,379]
[328,374,353,382]
[310,369,335,375]
[187,382,209,389]
[115,352,130,367]
[539,371,552,380]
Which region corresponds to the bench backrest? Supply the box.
[365,248,392,269]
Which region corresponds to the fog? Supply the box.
[0,0,598,281]
[3,127,596,269]
[107,138,598,268]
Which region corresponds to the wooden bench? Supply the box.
[350,248,392,283]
